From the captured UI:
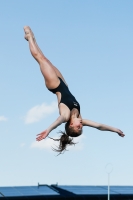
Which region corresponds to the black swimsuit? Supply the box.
[48,77,80,113]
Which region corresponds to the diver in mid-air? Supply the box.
[24,26,125,154]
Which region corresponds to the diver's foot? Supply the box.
[24,26,35,41]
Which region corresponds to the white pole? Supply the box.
[108,173,110,200]
[105,163,113,200]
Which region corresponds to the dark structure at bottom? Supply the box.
[0,185,133,200]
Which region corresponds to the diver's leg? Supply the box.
[24,26,68,86]
[52,65,68,86]
[24,26,60,89]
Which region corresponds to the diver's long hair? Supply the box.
[49,120,82,155]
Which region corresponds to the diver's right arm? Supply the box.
[36,115,66,141]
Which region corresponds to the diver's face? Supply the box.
[70,118,83,134]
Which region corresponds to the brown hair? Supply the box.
[49,121,82,155]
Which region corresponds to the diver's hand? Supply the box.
[116,129,125,137]
[36,130,49,141]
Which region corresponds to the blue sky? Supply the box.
[0,0,133,186]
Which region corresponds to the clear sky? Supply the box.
[0,0,133,186]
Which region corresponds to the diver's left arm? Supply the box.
[82,119,125,137]
[36,115,66,141]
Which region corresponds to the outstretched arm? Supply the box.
[36,115,66,141]
[82,119,125,137]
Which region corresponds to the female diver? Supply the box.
[24,26,125,154]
